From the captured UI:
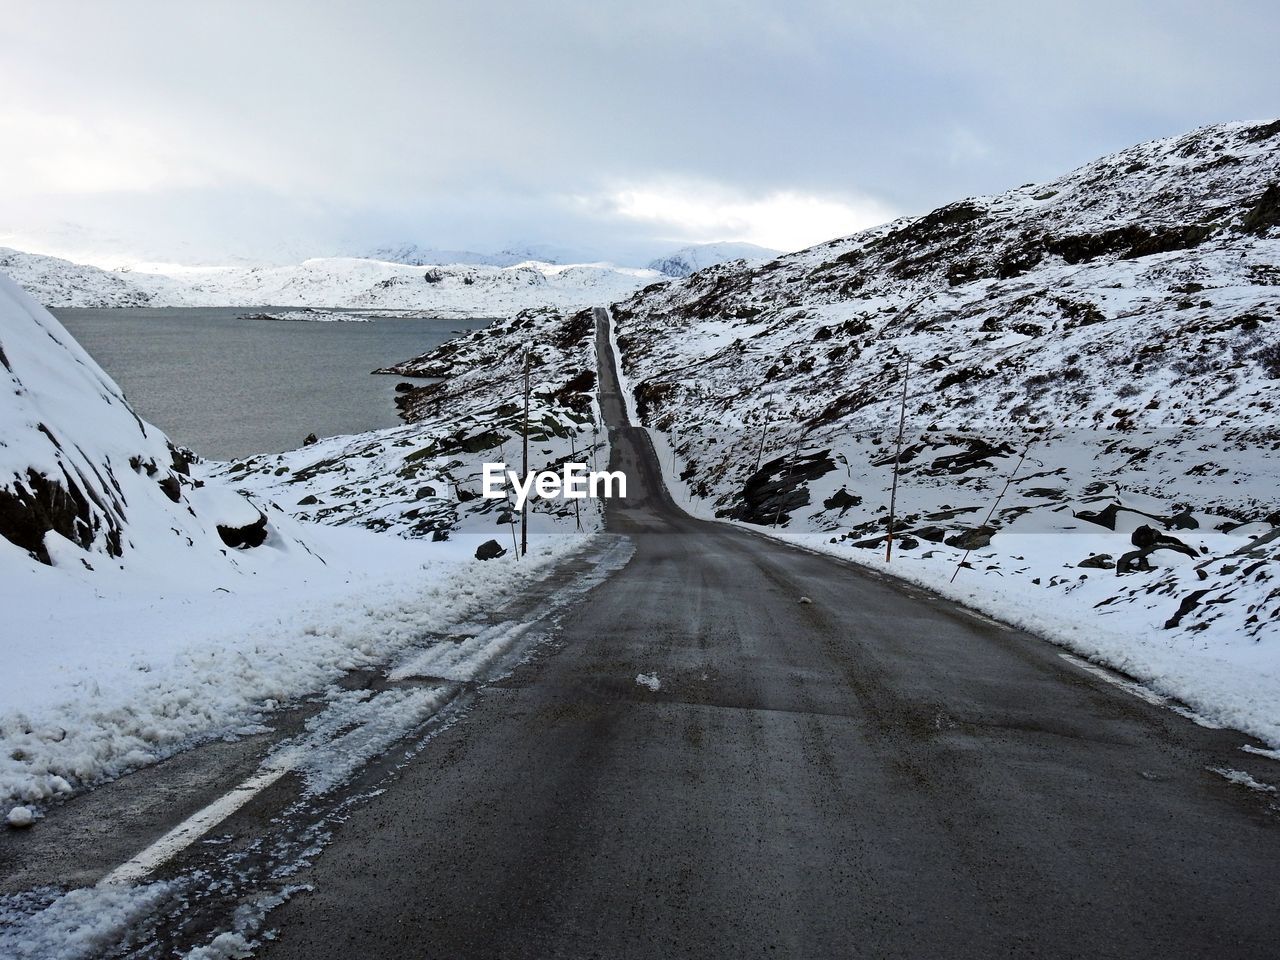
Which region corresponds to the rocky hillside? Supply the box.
[0,249,153,308]
[218,306,607,543]
[0,272,309,576]
[608,119,1280,645]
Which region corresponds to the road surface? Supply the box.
[256,308,1279,958]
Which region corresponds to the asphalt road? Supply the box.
[251,308,1280,959]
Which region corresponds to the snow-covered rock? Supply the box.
[244,308,371,323]
[0,271,306,572]
[648,241,781,278]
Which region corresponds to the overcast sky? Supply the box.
[1,0,1277,266]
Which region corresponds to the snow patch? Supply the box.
[1210,767,1277,793]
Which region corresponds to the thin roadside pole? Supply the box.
[885,359,910,563]
[950,432,1041,583]
[570,427,582,532]
[497,440,520,559]
[521,350,530,557]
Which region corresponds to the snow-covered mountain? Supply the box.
[135,257,662,316]
[647,241,780,278]
[0,271,315,576]
[363,244,515,267]
[0,248,154,308]
[362,243,600,267]
[604,119,1279,665]
[1,249,666,316]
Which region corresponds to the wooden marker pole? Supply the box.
[521,350,530,557]
[497,440,520,560]
[570,428,582,532]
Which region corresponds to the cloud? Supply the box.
[603,182,897,251]
[0,1,1276,265]
[0,110,218,196]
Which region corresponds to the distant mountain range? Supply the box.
[646,241,780,277]
[362,242,600,268]
[0,241,780,313]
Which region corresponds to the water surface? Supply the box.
[52,307,491,460]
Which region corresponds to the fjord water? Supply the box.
[53,307,492,460]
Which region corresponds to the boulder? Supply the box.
[1131,525,1197,557]
[822,487,862,515]
[913,525,947,543]
[0,468,108,565]
[1074,503,1123,529]
[217,510,269,549]
[156,474,182,503]
[303,433,319,446]
[944,526,995,551]
[475,539,507,560]
[1116,553,1155,574]
[297,494,321,506]
[721,451,836,526]
[1078,553,1115,569]
[1117,526,1198,574]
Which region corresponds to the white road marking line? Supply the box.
[1058,653,1221,728]
[962,609,1004,628]
[98,763,293,887]
[1059,653,1168,706]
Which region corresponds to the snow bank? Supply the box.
[0,526,588,807]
